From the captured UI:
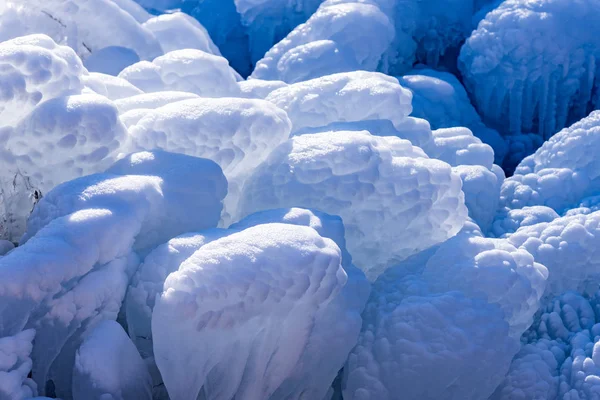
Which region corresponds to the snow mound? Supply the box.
[239,130,467,279]
[343,274,517,400]
[343,219,547,399]
[126,229,229,360]
[72,320,151,400]
[489,206,560,238]
[142,12,221,55]
[6,94,127,193]
[24,0,162,61]
[129,207,369,397]
[509,211,600,302]
[237,79,287,99]
[459,0,600,139]
[251,2,394,83]
[250,0,497,82]
[235,0,323,65]
[153,223,360,400]
[0,151,225,398]
[128,97,291,220]
[399,68,507,164]
[493,291,600,399]
[118,49,241,96]
[265,71,432,148]
[0,329,37,400]
[0,34,85,126]
[428,127,503,230]
[501,111,600,213]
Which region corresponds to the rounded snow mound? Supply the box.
[7,94,127,193]
[343,274,517,400]
[265,71,433,148]
[459,0,600,138]
[0,34,85,126]
[239,130,467,279]
[509,211,600,302]
[399,68,507,165]
[152,223,358,400]
[127,97,292,220]
[118,49,241,96]
[251,2,394,83]
[501,111,600,213]
[142,12,221,55]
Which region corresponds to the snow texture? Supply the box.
[127,97,291,221]
[24,0,162,61]
[492,291,600,399]
[501,111,600,214]
[508,212,600,302]
[428,127,503,231]
[0,329,37,400]
[239,130,467,279]
[153,223,364,400]
[237,79,287,99]
[459,0,600,139]
[251,2,394,83]
[264,71,433,149]
[6,93,127,193]
[343,273,517,400]
[489,206,560,238]
[398,68,508,165]
[0,34,85,126]
[0,151,225,398]
[343,219,547,398]
[118,49,241,96]
[142,12,221,56]
[72,320,151,400]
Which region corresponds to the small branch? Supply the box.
[40,10,66,28]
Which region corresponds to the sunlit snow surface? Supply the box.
[0,0,600,399]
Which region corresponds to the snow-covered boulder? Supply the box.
[142,12,220,55]
[251,2,394,83]
[343,220,547,399]
[264,71,432,149]
[127,97,291,221]
[119,49,241,96]
[239,130,467,279]
[152,222,365,400]
[0,35,85,127]
[501,111,600,214]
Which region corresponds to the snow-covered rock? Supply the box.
[153,223,363,400]
[239,130,467,279]
[119,49,241,96]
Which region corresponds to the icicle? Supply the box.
[509,79,523,135]
[543,70,559,139]
[537,70,550,139]
[522,79,534,133]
